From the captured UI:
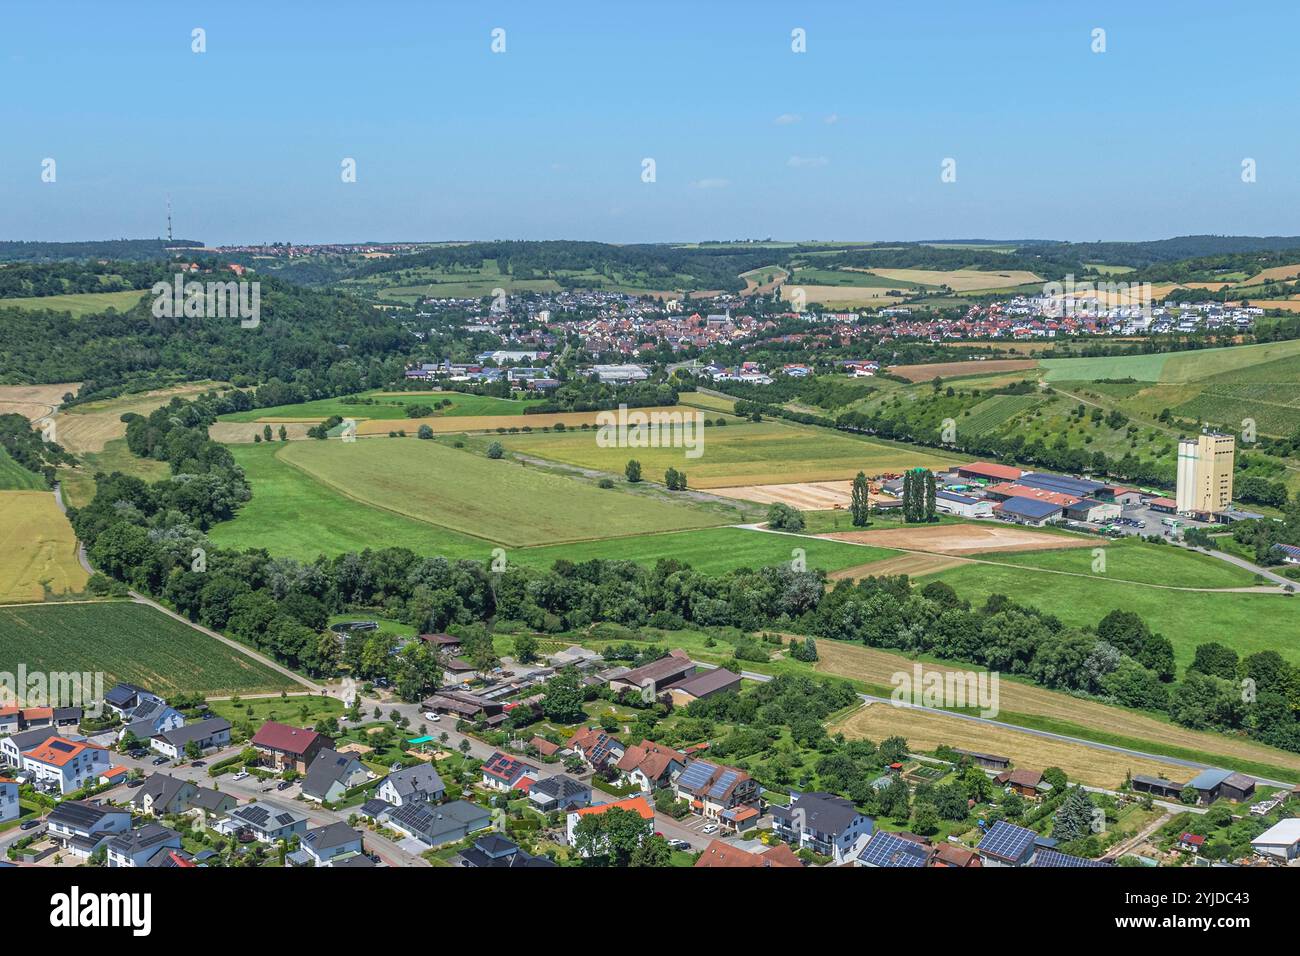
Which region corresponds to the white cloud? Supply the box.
[787,155,829,168]
[823,113,840,125]
[690,178,731,189]
[774,113,802,125]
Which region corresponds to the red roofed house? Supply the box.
[565,727,626,770]
[1177,832,1206,853]
[21,737,110,794]
[250,721,327,773]
[694,838,803,868]
[565,796,655,851]
[615,740,686,792]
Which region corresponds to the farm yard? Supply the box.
[0,491,89,603]
[493,418,957,488]
[0,602,296,696]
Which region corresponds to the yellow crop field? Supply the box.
[868,268,1042,292]
[0,491,89,603]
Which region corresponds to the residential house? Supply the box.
[0,727,59,768]
[930,842,983,868]
[378,763,445,807]
[421,691,503,721]
[565,796,655,852]
[250,721,327,772]
[188,787,237,818]
[21,736,109,794]
[1031,849,1111,867]
[565,727,626,770]
[771,791,874,863]
[103,683,164,720]
[300,748,369,803]
[458,833,556,868]
[693,839,803,868]
[299,822,365,866]
[132,774,197,816]
[615,740,685,792]
[106,823,183,868]
[528,774,591,814]
[150,717,232,760]
[46,801,131,859]
[977,820,1039,867]
[118,697,184,744]
[385,799,491,848]
[0,778,18,823]
[216,800,310,843]
[672,759,761,824]
[480,751,541,792]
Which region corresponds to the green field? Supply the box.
[921,562,1300,669]
[0,447,44,490]
[0,289,147,317]
[1042,338,1300,384]
[209,443,491,560]
[216,438,730,553]
[512,526,897,575]
[59,438,171,508]
[960,393,1042,435]
[218,389,529,423]
[493,419,958,489]
[0,602,296,696]
[977,540,1261,590]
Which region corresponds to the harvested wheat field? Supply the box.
[781,285,906,305]
[1243,263,1300,285]
[55,382,226,453]
[0,491,89,603]
[826,552,970,581]
[815,640,1300,776]
[0,383,81,423]
[355,407,686,436]
[832,702,1191,789]
[207,422,316,444]
[888,359,1038,382]
[709,480,853,509]
[869,268,1041,292]
[822,523,1095,555]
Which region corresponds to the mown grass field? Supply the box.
[977,540,1262,590]
[512,526,896,575]
[59,438,171,509]
[223,437,729,551]
[217,389,529,423]
[0,491,89,603]
[494,419,958,488]
[209,443,491,560]
[921,562,1300,668]
[1042,338,1300,384]
[0,447,45,490]
[0,289,146,317]
[0,602,296,696]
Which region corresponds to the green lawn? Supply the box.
[0,602,297,696]
[1042,338,1300,384]
[59,438,171,508]
[512,526,897,575]
[208,695,342,723]
[922,563,1300,668]
[976,540,1261,590]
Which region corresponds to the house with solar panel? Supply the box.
[976,820,1040,867]
[20,736,109,794]
[565,727,626,771]
[671,759,761,831]
[215,800,310,843]
[854,830,929,868]
[1031,849,1112,868]
[480,751,542,792]
[770,791,874,864]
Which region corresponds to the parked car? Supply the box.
[668,838,691,850]
[152,756,169,766]
[126,778,146,788]
[701,823,718,834]
[232,770,250,781]
[276,780,293,791]
[20,819,41,830]
[127,749,147,758]
[422,712,441,722]
[191,760,206,768]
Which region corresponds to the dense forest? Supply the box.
[0,239,202,262]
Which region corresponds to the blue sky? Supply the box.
[2,0,1297,244]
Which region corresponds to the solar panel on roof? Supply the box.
[858,832,926,867]
[707,769,739,799]
[1033,849,1110,867]
[677,762,715,791]
[978,820,1036,861]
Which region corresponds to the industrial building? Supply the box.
[1175,431,1235,515]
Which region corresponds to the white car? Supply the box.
[232,770,250,781]
[422,712,441,722]
[701,823,718,834]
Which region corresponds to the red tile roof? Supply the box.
[572,796,654,821]
[250,721,323,756]
[960,461,1022,481]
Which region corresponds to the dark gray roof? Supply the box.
[301,748,360,798]
[771,792,864,837]
[997,496,1063,519]
[530,774,589,801]
[132,773,190,809]
[382,762,443,798]
[48,800,126,831]
[7,727,60,752]
[108,823,180,855]
[154,716,231,748]
[227,800,307,830]
[303,821,362,852]
[189,787,234,812]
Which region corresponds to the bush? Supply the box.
[486,442,504,459]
